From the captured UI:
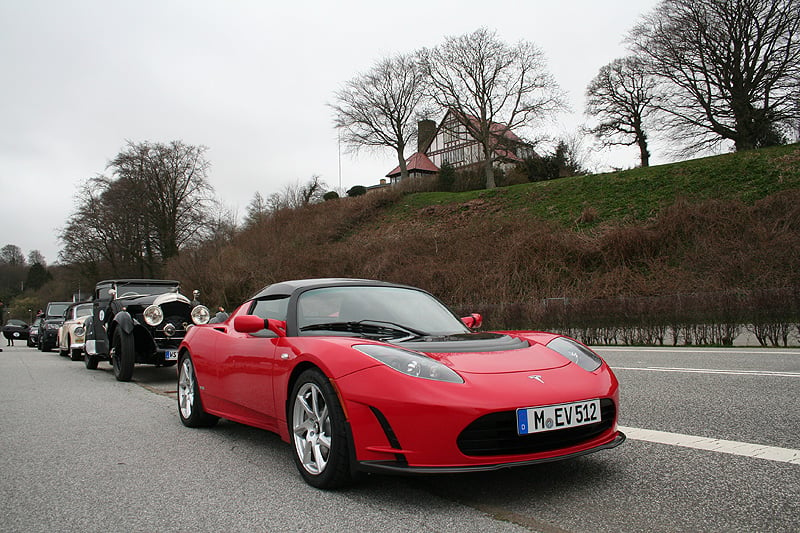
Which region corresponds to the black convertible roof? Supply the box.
[96,279,180,286]
[250,278,410,300]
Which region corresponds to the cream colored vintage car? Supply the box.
[58,302,93,361]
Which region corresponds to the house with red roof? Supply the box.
[385,110,536,183]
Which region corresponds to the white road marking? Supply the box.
[619,426,800,464]
[612,366,800,377]
[595,347,800,355]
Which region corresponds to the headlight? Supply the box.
[46,323,59,330]
[143,305,164,326]
[191,305,210,325]
[353,344,463,383]
[74,326,86,337]
[546,337,602,372]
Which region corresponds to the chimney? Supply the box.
[417,120,436,153]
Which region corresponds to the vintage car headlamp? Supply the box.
[547,336,603,372]
[191,305,211,325]
[143,305,164,326]
[73,326,86,337]
[353,344,463,383]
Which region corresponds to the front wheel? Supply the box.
[84,353,99,370]
[178,354,218,428]
[70,346,83,361]
[289,369,352,489]
[112,330,135,382]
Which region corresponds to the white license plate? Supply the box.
[517,399,601,435]
[165,350,178,361]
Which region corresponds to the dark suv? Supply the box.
[38,301,72,352]
[84,279,210,381]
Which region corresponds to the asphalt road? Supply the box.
[0,344,797,532]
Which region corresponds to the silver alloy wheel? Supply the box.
[178,358,195,420]
[292,382,331,475]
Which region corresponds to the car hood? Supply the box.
[68,316,90,326]
[117,292,191,307]
[398,333,570,374]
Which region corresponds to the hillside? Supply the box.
[168,143,800,339]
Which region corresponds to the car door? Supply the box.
[217,297,289,431]
[58,307,72,350]
[89,284,113,355]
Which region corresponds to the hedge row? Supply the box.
[460,287,800,347]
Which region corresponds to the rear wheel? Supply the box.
[112,330,135,382]
[178,354,218,428]
[289,369,352,489]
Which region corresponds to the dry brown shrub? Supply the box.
[169,183,800,335]
[575,206,599,225]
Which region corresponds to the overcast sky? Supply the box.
[0,0,661,264]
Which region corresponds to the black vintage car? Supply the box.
[3,319,29,345]
[84,279,210,381]
[38,301,72,352]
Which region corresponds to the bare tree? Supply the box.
[0,245,26,266]
[331,54,427,181]
[586,56,656,167]
[60,141,215,277]
[108,140,215,260]
[627,0,800,153]
[419,28,565,188]
[60,176,157,277]
[27,250,46,267]
[244,192,270,228]
[266,176,328,213]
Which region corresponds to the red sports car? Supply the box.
[177,279,624,488]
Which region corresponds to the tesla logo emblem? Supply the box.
[528,375,544,383]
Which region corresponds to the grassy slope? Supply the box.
[390,143,800,229]
[168,144,800,322]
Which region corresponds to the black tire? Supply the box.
[177,354,218,428]
[84,353,99,370]
[112,330,135,382]
[59,336,70,357]
[288,368,352,489]
[70,346,83,361]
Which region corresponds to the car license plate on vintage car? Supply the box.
[516,399,601,435]
[165,350,178,361]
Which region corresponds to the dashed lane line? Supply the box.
[619,426,800,464]
[612,366,800,377]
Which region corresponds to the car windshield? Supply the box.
[46,303,70,317]
[114,284,179,298]
[296,286,468,338]
[74,304,93,318]
[7,319,27,326]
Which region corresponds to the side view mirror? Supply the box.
[461,313,483,329]
[233,315,287,337]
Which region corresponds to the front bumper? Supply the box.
[357,431,626,474]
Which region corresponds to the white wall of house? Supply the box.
[426,112,485,169]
